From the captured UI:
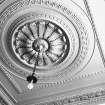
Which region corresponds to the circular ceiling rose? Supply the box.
[0,0,95,83]
[12,20,69,68]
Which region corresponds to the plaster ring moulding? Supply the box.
[0,0,95,83]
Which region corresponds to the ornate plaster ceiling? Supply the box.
[0,0,94,83]
[0,0,105,105]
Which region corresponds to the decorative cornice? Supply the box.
[0,65,22,93]
[22,70,105,92]
[2,67,23,93]
[0,86,16,105]
[0,81,17,104]
[0,0,5,4]
[0,95,9,105]
[0,66,20,103]
[35,90,105,105]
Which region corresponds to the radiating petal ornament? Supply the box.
[13,21,68,67]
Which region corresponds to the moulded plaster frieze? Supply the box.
[1,66,23,93]
[0,86,16,105]
[33,90,105,105]
[0,65,21,98]
[0,96,9,105]
[0,0,5,4]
